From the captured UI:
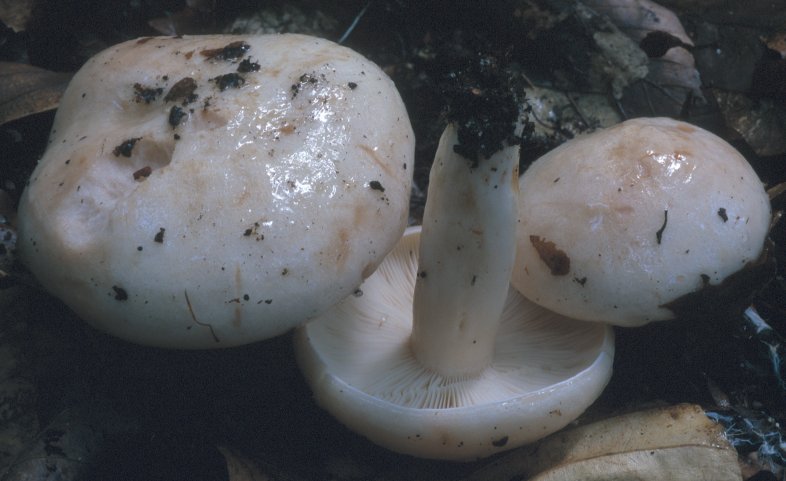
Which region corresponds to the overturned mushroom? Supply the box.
[295,65,614,460]
[511,117,771,326]
[16,34,413,348]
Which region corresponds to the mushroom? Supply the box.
[511,117,771,326]
[16,34,413,348]
[295,64,614,460]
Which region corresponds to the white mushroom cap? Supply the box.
[511,117,771,326]
[295,227,615,461]
[16,34,413,348]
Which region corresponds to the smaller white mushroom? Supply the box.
[511,117,771,326]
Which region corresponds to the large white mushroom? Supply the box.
[295,64,614,460]
[16,34,413,348]
[511,117,771,326]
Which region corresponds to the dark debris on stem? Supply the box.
[438,52,529,165]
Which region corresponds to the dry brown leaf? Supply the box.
[218,446,310,481]
[712,90,786,157]
[763,32,786,58]
[585,0,703,116]
[219,446,272,481]
[513,1,649,99]
[465,404,742,481]
[0,62,72,126]
[585,0,691,42]
[525,86,623,140]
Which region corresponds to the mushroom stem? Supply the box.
[410,123,519,377]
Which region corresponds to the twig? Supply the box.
[338,1,373,44]
[564,93,589,128]
[184,289,219,343]
[642,78,686,105]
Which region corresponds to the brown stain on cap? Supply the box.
[675,123,696,134]
[530,235,571,275]
[334,228,350,271]
[361,260,379,279]
[358,144,393,177]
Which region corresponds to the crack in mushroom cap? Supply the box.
[16,34,414,348]
[295,227,615,461]
[512,117,771,326]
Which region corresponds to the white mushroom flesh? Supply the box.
[511,117,771,326]
[17,34,413,348]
